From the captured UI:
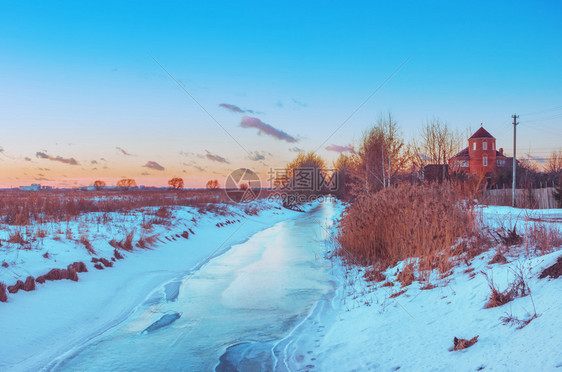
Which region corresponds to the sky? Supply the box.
[0,0,561,188]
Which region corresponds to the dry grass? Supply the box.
[500,312,538,329]
[337,183,478,274]
[452,336,479,351]
[7,231,26,245]
[482,269,529,309]
[0,189,270,226]
[0,283,7,302]
[80,236,96,255]
[525,222,562,255]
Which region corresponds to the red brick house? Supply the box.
[449,126,509,176]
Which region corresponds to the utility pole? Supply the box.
[512,114,519,207]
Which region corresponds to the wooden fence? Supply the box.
[482,187,559,209]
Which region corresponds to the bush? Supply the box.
[525,222,562,255]
[337,183,477,271]
[0,283,7,302]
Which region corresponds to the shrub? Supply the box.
[99,258,113,267]
[482,270,529,309]
[113,249,124,260]
[80,236,96,255]
[69,261,88,273]
[8,231,26,245]
[0,283,7,302]
[525,222,562,255]
[337,183,477,271]
[8,280,24,294]
[23,276,36,291]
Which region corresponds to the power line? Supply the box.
[520,104,562,117]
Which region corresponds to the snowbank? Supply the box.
[0,198,308,372]
[291,206,562,371]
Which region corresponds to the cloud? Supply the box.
[142,161,165,171]
[292,99,307,108]
[24,157,32,162]
[205,150,230,164]
[325,144,356,154]
[248,150,272,161]
[183,162,206,172]
[91,160,98,164]
[289,147,304,153]
[35,152,79,165]
[116,147,134,156]
[219,103,255,114]
[240,116,298,143]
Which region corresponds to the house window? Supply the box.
[462,160,468,167]
[483,141,487,150]
[483,155,488,167]
[473,142,476,151]
[497,159,504,167]
[492,142,495,151]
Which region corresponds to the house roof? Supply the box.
[469,127,495,139]
[496,150,507,158]
[450,147,469,159]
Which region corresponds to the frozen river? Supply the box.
[53,201,339,371]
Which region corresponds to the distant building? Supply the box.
[19,184,53,191]
[20,184,41,191]
[422,164,449,183]
[449,126,511,176]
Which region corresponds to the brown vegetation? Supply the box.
[337,183,477,273]
[0,283,7,302]
[539,256,562,279]
[8,280,24,294]
[113,249,124,260]
[23,276,36,291]
[0,189,243,226]
[453,336,479,351]
[80,236,96,255]
[8,231,26,244]
[482,270,529,309]
[525,223,562,255]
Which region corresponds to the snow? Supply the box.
[284,206,562,371]
[1,201,561,371]
[0,198,314,372]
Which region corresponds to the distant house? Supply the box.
[422,164,449,183]
[19,184,53,191]
[20,184,42,191]
[449,126,511,176]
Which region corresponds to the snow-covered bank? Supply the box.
[0,199,310,372]
[299,206,562,371]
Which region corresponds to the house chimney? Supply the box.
[499,148,503,155]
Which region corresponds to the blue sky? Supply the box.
[1,1,561,187]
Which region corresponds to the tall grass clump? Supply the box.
[337,182,477,272]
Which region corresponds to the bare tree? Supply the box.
[545,150,562,175]
[355,113,410,194]
[413,118,464,182]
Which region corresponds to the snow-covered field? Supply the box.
[1,200,561,372]
[0,198,309,371]
[297,206,562,372]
